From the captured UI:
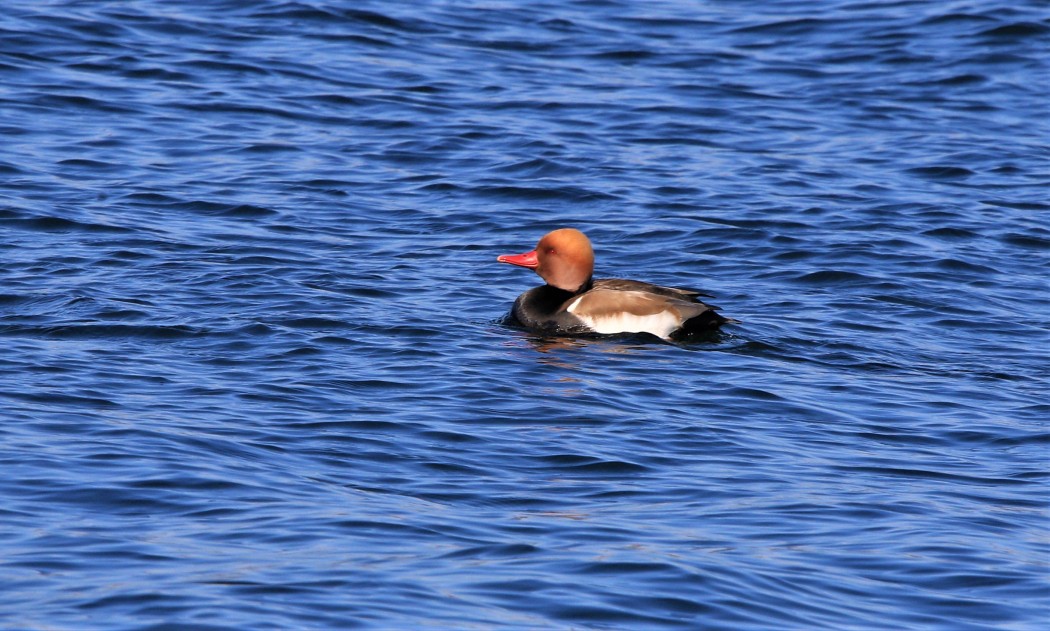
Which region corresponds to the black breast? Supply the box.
[509,285,589,335]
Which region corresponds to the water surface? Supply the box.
[1,1,1048,628]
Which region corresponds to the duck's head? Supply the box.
[497,228,594,292]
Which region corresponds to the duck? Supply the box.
[497,228,731,340]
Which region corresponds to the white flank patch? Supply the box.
[574,310,681,339]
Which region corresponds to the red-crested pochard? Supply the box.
[497,228,731,340]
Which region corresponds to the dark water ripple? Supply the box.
[1,0,1048,628]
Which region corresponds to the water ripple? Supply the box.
[1,0,1047,629]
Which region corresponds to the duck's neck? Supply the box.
[550,276,592,295]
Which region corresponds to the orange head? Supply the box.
[497,228,594,292]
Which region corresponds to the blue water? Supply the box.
[2,1,1048,628]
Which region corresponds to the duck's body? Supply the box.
[498,229,730,340]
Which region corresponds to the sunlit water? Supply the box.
[1,1,1048,628]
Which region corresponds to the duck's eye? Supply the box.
[546,248,556,255]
